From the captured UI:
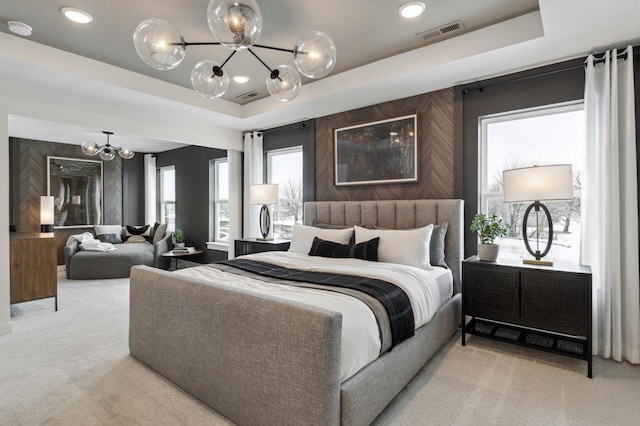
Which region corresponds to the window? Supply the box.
[479,102,584,264]
[212,158,229,243]
[159,166,175,231]
[267,147,303,239]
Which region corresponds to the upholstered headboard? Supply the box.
[304,199,464,294]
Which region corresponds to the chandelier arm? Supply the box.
[247,48,281,81]
[181,41,223,46]
[219,50,238,69]
[252,44,295,54]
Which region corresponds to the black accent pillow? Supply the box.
[97,233,123,244]
[351,237,379,261]
[126,224,150,235]
[308,237,350,258]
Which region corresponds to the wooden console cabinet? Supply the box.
[10,233,58,310]
[462,256,592,377]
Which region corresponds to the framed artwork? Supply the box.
[335,114,418,186]
[47,156,103,228]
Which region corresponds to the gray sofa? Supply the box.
[64,226,172,279]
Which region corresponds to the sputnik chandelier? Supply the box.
[81,131,135,161]
[133,0,337,102]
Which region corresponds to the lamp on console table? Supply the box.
[249,184,279,241]
[40,196,55,234]
[502,164,573,266]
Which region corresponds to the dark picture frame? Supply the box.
[47,156,104,228]
[335,114,418,186]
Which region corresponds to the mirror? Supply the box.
[47,156,103,228]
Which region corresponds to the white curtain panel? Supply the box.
[143,153,157,225]
[582,46,640,363]
[243,131,263,238]
[227,150,242,258]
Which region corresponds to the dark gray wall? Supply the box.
[122,154,145,225]
[456,58,586,257]
[156,145,228,264]
[262,119,315,203]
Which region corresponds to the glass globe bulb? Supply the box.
[99,147,115,161]
[266,65,301,102]
[118,148,135,160]
[133,18,186,70]
[293,31,337,78]
[81,142,99,156]
[207,0,262,50]
[191,60,230,99]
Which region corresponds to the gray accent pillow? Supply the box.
[430,222,448,268]
[152,223,167,243]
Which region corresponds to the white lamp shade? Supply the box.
[249,184,279,205]
[40,196,55,225]
[502,164,573,203]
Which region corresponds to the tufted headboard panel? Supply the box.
[304,199,464,294]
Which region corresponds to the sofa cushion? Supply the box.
[69,242,154,279]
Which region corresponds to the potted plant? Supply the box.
[470,213,507,261]
[172,229,185,248]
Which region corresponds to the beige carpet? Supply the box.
[1,273,639,426]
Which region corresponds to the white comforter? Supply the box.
[174,251,447,382]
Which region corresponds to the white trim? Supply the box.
[206,241,229,252]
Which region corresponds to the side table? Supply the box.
[162,249,204,270]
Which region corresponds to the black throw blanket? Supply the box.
[220,258,415,348]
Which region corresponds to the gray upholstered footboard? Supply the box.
[129,265,342,426]
[341,293,461,425]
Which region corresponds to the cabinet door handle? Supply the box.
[521,287,525,301]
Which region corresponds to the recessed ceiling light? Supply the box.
[7,21,33,36]
[232,74,250,84]
[61,7,93,24]
[399,2,426,19]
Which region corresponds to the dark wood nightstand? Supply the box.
[462,255,593,377]
[234,238,291,256]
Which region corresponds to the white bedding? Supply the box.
[174,251,452,382]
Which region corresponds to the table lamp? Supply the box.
[40,196,55,233]
[249,184,279,240]
[502,164,573,266]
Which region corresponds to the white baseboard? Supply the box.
[57,265,65,272]
[0,321,12,336]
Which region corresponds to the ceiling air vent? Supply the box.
[417,20,464,42]
[237,91,261,100]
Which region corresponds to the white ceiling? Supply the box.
[1,0,640,153]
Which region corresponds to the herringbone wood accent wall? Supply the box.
[12,138,123,265]
[315,88,454,201]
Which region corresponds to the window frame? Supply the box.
[213,157,229,244]
[266,146,304,240]
[478,100,584,263]
[158,165,175,232]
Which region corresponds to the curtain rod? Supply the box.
[257,121,307,134]
[462,44,639,95]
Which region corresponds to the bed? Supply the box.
[129,199,463,425]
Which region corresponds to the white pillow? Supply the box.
[288,223,353,254]
[354,225,434,269]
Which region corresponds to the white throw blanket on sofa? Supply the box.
[67,232,117,252]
